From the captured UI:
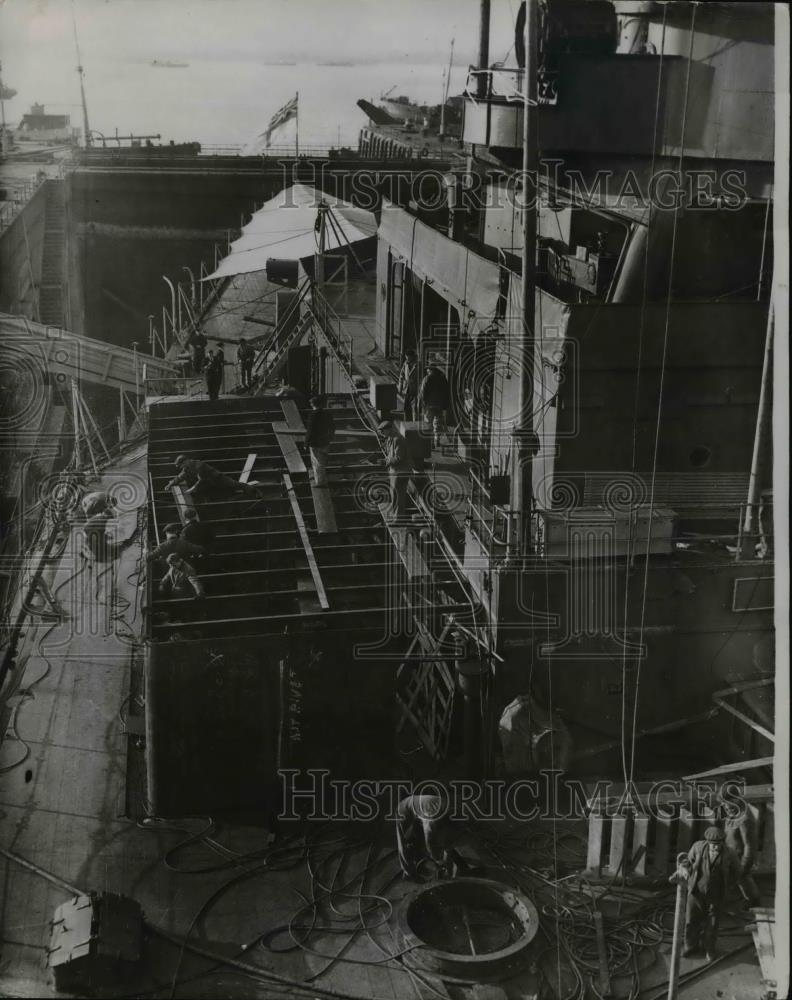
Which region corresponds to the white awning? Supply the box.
[202,184,377,280]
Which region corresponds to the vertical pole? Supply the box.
[509,0,537,558]
[477,0,491,99]
[76,389,98,475]
[0,60,6,131]
[316,201,327,321]
[741,304,774,556]
[132,342,140,400]
[118,385,126,442]
[668,854,690,1000]
[295,92,299,157]
[70,379,82,471]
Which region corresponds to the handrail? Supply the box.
[0,172,48,234]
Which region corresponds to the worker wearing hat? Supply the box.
[379,420,413,519]
[681,825,742,961]
[398,349,419,420]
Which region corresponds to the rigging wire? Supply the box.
[619,2,668,790]
[629,6,698,786]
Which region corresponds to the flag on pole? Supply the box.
[262,94,298,149]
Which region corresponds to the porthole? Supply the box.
[689,446,712,468]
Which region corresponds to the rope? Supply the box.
[620,2,669,791]
[629,5,698,785]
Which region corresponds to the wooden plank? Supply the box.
[239,453,257,484]
[609,816,628,876]
[171,485,195,523]
[273,421,307,474]
[652,814,673,875]
[280,399,306,432]
[283,473,329,610]
[749,908,777,992]
[593,911,613,997]
[585,814,605,877]
[296,573,321,615]
[677,807,696,853]
[631,816,649,877]
[381,517,430,579]
[311,485,338,534]
[759,801,775,870]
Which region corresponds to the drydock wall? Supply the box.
[0,184,47,318]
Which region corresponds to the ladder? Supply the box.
[395,621,456,760]
[258,312,314,386]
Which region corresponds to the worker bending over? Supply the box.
[164,455,262,501]
[396,793,471,881]
[147,523,206,564]
[180,508,216,550]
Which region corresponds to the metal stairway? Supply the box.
[38,182,66,327]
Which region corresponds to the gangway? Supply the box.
[1,313,178,393]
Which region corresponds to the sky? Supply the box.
[0,0,518,69]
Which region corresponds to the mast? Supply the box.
[71,0,91,146]
[477,0,491,99]
[741,303,774,557]
[510,0,537,557]
[0,60,6,132]
[295,91,299,157]
[439,38,454,139]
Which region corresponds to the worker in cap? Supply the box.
[379,420,413,520]
[146,522,206,565]
[159,552,205,600]
[679,825,742,961]
[396,792,472,881]
[714,783,761,907]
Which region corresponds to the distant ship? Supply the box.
[150,60,189,69]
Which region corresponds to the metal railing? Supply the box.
[0,172,47,233]
[310,287,354,380]
[144,375,205,401]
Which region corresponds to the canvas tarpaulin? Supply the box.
[203,184,378,281]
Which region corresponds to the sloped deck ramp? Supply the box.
[145,393,471,814]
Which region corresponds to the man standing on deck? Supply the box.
[398,349,419,420]
[237,338,256,389]
[187,328,207,376]
[204,348,223,401]
[419,363,451,448]
[717,786,761,907]
[305,395,335,487]
[379,420,413,519]
[680,826,742,961]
